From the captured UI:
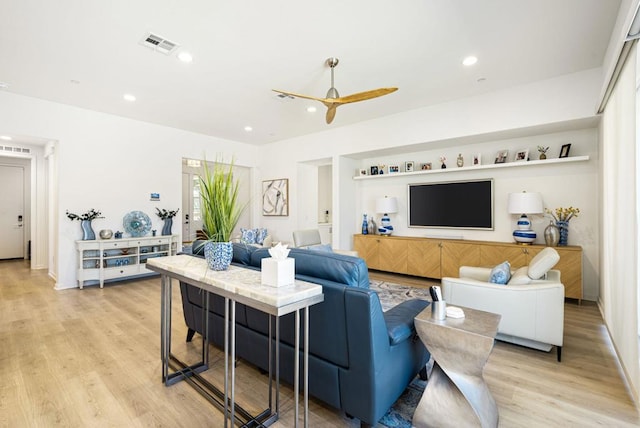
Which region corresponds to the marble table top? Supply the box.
[147,255,324,316]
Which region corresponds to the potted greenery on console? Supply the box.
[199,159,246,270]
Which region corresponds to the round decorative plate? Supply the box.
[123,211,152,237]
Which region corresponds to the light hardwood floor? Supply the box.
[1,259,638,427]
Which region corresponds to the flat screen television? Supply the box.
[408,179,494,230]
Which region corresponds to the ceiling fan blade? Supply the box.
[334,87,398,105]
[325,104,338,124]
[272,89,327,103]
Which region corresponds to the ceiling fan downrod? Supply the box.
[326,57,340,99]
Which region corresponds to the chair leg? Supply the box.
[186,328,196,342]
[557,346,562,362]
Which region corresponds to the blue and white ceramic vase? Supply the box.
[362,214,368,235]
[204,241,233,271]
[556,221,569,246]
[81,220,96,240]
[162,218,173,236]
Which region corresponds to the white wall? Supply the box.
[0,91,257,289]
[257,68,602,298]
[355,128,599,299]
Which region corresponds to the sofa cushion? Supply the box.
[528,247,560,279]
[508,266,532,285]
[249,247,370,288]
[232,242,257,265]
[306,244,333,252]
[489,261,511,284]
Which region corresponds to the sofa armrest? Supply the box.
[459,266,492,281]
[383,299,430,345]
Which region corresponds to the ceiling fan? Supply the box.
[273,57,398,124]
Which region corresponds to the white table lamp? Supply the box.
[507,191,543,244]
[376,196,398,235]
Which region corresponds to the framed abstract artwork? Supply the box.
[262,178,289,216]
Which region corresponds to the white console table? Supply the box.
[75,235,178,288]
[146,255,324,428]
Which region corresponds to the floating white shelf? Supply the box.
[352,155,590,180]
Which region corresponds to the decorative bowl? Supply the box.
[99,229,113,239]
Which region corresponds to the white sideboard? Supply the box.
[76,235,178,289]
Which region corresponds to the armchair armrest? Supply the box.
[383,299,430,345]
[459,266,492,281]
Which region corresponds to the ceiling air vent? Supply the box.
[139,32,179,55]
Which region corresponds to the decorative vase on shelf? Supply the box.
[81,220,96,240]
[556,220,569,246]
[161,218,173,236]
[441,163,447,169]
[362,214,369,235]
[456,154,464,167]
[204,241,233,271]
[539,153,547,160]
[544,221,560,247]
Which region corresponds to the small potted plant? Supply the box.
[537,145,549,160]
[155,208,179,236]
[66,208,103,240]
[199,158,247,270]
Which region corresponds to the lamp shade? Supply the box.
[507,192,543,214]
[376,196,398,214]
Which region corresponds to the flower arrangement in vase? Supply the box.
[537,145,549,160]
[440,156,447,169]
[66,209,104,240]
[546,206,580,246]
[155,208,179,236]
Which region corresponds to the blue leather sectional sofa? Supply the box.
[180,243,430,427]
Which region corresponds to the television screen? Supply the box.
[408,179,494,229]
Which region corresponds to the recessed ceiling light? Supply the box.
[0,135,12,141]
[463,56,478,66]
[177,51,193,63]
[306,106,317,113]
[244,126,253,132]
[123,94,136,102]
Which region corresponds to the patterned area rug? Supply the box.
[369,279,434,311]
[367,280,436,427]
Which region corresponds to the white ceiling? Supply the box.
[0,0,622,145]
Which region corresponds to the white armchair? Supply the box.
[292,229,358,257]
[441,248,564,361]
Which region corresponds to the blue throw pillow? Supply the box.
[255,228,268,245]
[307,244,333,252]
[489,261,511,285]
[240,228,257,244]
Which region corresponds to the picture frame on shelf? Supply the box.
[472,154,482,166]
[420,162,432,170]
[559,143,571,158]
[388,165,400,174]
[494,149,509,164]
[514,149,529,162]
[405,161,415,172]
[370,165,379,175]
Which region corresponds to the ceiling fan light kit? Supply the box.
[273,57,398,124]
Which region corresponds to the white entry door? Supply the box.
[0,165,25,259]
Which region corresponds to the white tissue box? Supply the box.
[261,258,295,287]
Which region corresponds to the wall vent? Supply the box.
[139,32,180,55]
[0,145,30,154]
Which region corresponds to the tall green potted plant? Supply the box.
[199,159,246,270]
